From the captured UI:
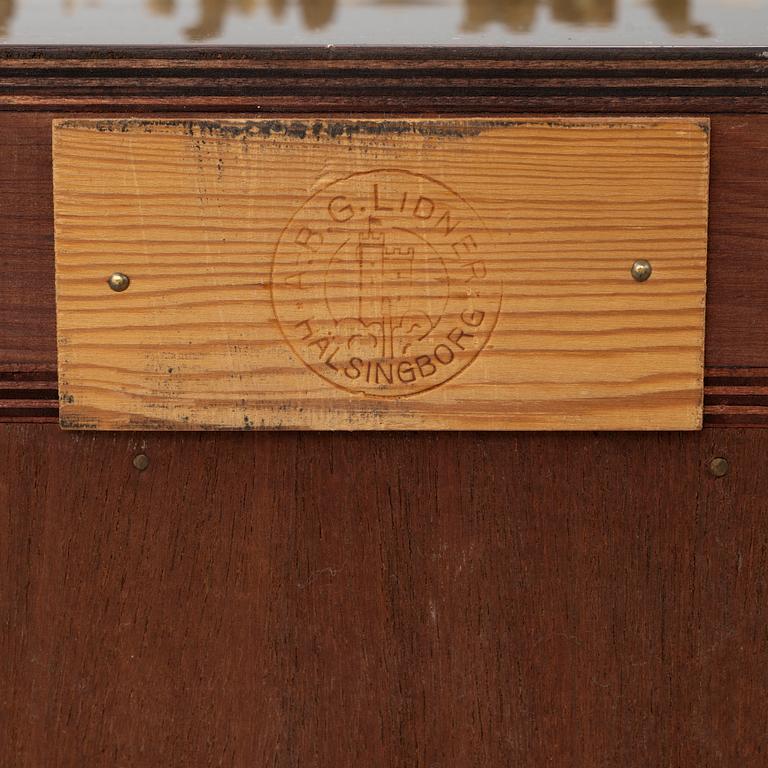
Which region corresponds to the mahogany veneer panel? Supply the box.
[1,425,766,767]
[0,113,55,373]
[706,116,768,367]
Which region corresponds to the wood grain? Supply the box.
[53,118,709,431]
[2,47,768,113]
[0,113,56,374]
[2,424,767,767]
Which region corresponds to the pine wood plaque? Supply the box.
[53,118,709,431]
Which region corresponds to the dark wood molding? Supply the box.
[703,369,768,427]
[0,47,767,113]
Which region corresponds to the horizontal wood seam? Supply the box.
[3,368,767,426]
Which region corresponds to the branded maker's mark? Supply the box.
[272,169,501,397]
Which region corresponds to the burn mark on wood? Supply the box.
[55,117,710,144]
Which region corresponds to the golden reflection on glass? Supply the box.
[153,0,337,40]
[0,0,728,44]
[650,0,708,36]
[0,0,13,38]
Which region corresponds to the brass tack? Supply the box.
[133,453,150,472]
[630,259,653,282]
[108,272,130,292]
[709,457,729,478]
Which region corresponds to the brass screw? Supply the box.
[631,259,653,282]
[709,457,729,478]
[108,272,130,292]
[133,453,150,472]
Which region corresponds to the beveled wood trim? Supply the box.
[0,47,767,113]
[0,368,58,420]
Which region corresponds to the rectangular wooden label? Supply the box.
[53,118,709,431]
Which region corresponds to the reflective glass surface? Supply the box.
[0,0,765,47]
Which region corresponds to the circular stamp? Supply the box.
[271,169,502,397]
